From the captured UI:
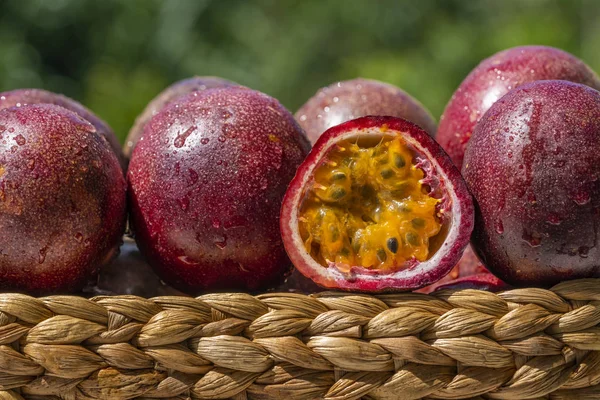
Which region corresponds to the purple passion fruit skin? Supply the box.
[124,76,238,159]
[463,80,600,287]
[437,45,600,168]
[433,273,510,292]
[280,116,474,292]
[90,238,186,297]
[0,104,126,294]
[296,78,437,144]
[0,88,125,170]
[128,87,311,294]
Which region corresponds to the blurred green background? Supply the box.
[0,0,598,142]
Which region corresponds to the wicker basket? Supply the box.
[0,279,599,399]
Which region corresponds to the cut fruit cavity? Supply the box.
[298,136,441,271]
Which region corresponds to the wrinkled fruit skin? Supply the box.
[296,78,437,144]
[128,87,311,294]
[0,104,126,294]
[433,273,509,292]
[417,244,489,293]
[124,76,238,159]
[0,88,125,170]
[437,45,600,168]
[463,80,600,287]
[281,116,474,292]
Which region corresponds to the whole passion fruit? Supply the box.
[281,116,474,292]
[463,80,600,287]
[128,87,310,293]
[0,104,126,294]
[437,45,600,168]
[296,78,436,144]
[124,76,238,159]
[0,88,125,169]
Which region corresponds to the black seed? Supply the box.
[380,169,394,179]
[394,154,406,168]
[406,232,419,246]
[331,188,346,200]
[331,172,347,181]
[361,185,375,198]
[352,240,361,253]
[412,218,425,229]
[341,247,350,257]
[387,238,399,254]
[377,249,387,263]
[399,205,412,213]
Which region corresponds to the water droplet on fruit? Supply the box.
[216,160,222,165]
[174,126,197,148]
[222,124,236,138]
[0,126,5,133]
[495,219,504,234]
[214,234,228,249]
[572,190,591,205]
[200,138,209,145]
[333,96,339,103]
[74,233,83,242]
[177,255,200,266]
[84,239,91,247]
[8,127,14,133]
[38,247,47,264]
[221,110,233,119]
[15,135,25,146]
[212,218,221,229]
[188,169,199,185]
[579,246,590,258]
[218,136,226,143]
[178,197,190,211]
[546,213,562,225]
[27,159,35,170]
[522,230,542,247]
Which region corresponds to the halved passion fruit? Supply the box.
[281,116,474,292]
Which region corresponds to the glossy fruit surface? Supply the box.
[128,87,310,294]
[437,46,600,168]
[124,76,237,158]
[417,244,489,293]
[463,80,600,287]
[0,88,125,169]
[0,104,126,294]
[296,78,436,144]
[281,116,473,292]
[433,273,509,292]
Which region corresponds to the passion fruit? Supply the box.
[281,116,474,292]
[432,274,509,292]
[0,88,125,169]
[463,80,600,287]
[417,244,489,293]
[128,87,310,293]
[437,45,600,168]
[0,104,126,294]
[296,78,436,144]
[124,76,238,159]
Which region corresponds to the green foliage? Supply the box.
[0,0,597,141]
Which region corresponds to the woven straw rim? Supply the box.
[0,279,599,399]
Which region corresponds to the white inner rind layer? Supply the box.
[283,126,464,289]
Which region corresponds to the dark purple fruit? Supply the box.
[432,274,509,292]
[0,88,125,169]
[124,76,237,158]
[128,87,310,294]
[0,104,126,294]
[463,80,600,287]
[296,78,436,144]
[437,46,600,168]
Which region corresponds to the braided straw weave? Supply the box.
[1,280,600,399]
